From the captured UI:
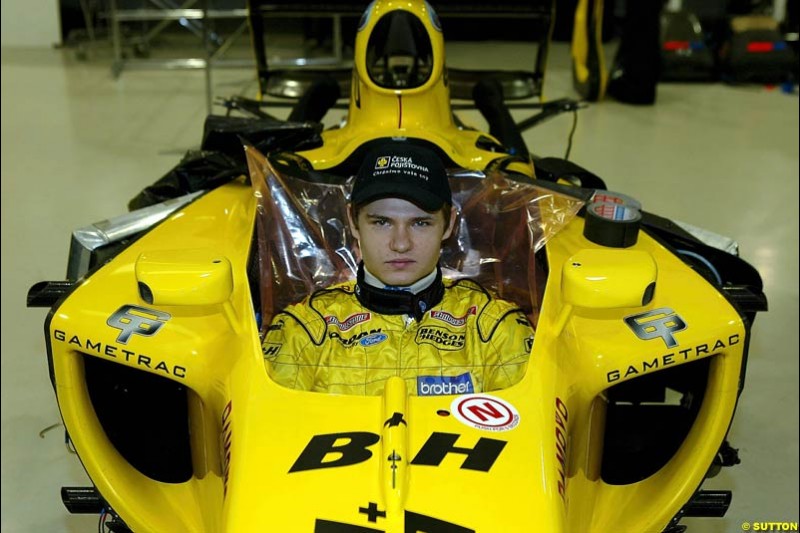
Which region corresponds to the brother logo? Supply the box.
[417,373,475,396]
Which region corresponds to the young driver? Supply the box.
[262,142,533,396]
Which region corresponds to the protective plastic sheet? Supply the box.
[246,146,585,332]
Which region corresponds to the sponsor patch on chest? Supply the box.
[417,372,475,396]
[325,312,371,331]
[415,326,466,350]
[359,332,388,347]
[429,306,477,327]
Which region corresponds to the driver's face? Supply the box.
[349,197,455,287]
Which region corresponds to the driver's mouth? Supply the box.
[386,259,416,267]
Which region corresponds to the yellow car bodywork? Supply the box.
[47,177,746,532]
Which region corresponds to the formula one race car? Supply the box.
[28,1,767,532]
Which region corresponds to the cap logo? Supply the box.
[374,155,430,181]
[355,145,450,210]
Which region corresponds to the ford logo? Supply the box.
[360,332,388,347]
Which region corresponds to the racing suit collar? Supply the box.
[363,266,438,295]
[355,263,444,321]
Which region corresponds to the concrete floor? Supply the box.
[1,39,798,532]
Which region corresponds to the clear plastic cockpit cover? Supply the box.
[246,146,585,334]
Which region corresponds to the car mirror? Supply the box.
[135,249,233,307]
[555,248,657,334]
[562,248,657,309]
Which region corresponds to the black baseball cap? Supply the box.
[351,143,452,211]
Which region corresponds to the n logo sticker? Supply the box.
[107,305,170,344]
[451,394,520,432]
[624,307,687,348]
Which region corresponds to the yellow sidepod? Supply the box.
[48,179,259,532]
[534,217,746,533]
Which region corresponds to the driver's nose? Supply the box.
[390,226,411,253]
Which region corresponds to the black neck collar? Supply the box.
[354,263,444,321]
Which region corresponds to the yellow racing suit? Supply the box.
[262,273,534,396]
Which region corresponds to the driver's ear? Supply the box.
[442,206,457,241]
[347,205,361,240]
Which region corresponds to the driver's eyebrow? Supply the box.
[365,213,435,223]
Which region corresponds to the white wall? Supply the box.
[1,0,61,47]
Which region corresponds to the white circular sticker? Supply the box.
[450,394,520,432]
